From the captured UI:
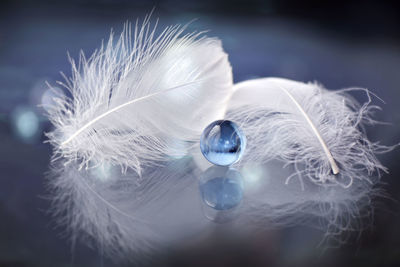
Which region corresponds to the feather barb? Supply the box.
[60,80,202,146]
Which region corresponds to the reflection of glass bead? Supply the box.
[200,120,246,166]
[200,166,243,210]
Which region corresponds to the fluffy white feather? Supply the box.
[45,18,233,174]
[44,20,394,261]
[226,77,391,188]
[46,75,394,261]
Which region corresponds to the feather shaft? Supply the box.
[61,80,201,146]
[226,77,389,186]
[273,82,340,175]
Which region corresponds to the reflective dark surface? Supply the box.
[0,0,400,266]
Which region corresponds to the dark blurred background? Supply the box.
[0,0,400,266]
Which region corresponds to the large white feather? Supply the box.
[44,20,394,261]
[226,77,391,188]
[46,76,394,262]
[45,19,233,173]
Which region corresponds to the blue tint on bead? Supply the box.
[200,167,243,210]
[200,120,246,166]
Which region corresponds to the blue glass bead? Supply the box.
[200,167,243,210]
[200,120,246,166]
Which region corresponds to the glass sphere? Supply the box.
[200,120,246,166]
[200,167,243,210]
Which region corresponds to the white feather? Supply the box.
[44,19,395,261]
[226,77,392,188]
[45,19,233,174]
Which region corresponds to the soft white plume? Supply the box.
[44,19,395,262]
[226,77,391,188]
[45,18,233,174]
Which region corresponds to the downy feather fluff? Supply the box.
[226,77,391,188]
[47,76,392,261]
[45,19,233,174]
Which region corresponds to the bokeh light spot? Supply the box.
[241,163,267,188]
[41,86,64,112]
[12,107,40,142]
